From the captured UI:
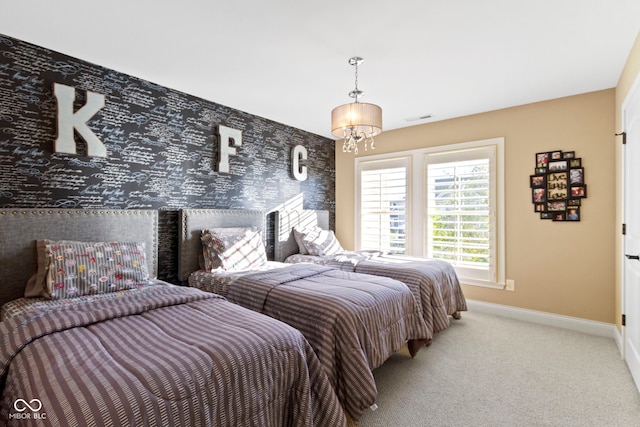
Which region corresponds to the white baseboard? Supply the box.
[614,325,624,357]
[466,299,618,339]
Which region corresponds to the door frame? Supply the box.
[621,70,640,386]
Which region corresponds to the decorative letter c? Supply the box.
[292,145,308,181]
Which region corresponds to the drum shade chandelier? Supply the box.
[331,57,382,154]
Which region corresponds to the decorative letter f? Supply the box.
[53,83,106,157]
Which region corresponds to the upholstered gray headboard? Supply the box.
[0,209,158,308]
[273,210,329,262]
[178,209,266,283]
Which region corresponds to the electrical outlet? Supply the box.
[505,279,515,291]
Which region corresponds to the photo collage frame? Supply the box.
[531,150,586,221]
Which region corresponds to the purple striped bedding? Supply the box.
[189,263,430,421]
[0,285,346,427]
[285,251,467,335]
[1,280,171,321]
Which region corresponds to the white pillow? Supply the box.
[301,229,344,256]
[292,226,317,255]
[201,228,267,271]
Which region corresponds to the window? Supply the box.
[356,157,409,254]
[355,138,504,289]
[425,146,497,284]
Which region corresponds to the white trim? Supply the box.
[620,70,640,363]
[461,279,505,290]
[615,325,624,357]
[467,299,617,339]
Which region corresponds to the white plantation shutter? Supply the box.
[425,146,496,282]
[357,157,409,254]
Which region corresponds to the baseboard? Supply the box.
[614,325,624,357]
[466,299,618,339]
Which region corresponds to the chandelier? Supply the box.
[331,57,382,154]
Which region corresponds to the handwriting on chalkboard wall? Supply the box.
[0,33,336,283]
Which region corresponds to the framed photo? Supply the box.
[532,188,546,203]
[552,212,566,221]
[551,150,563,160]
[566,207,580,221]
[548,160,567,172]
[570,185,587,198]
[535,167,547,174]
[568,198,581,207]
[530,174,546,188]
[547,200,566,211]
[540,212,554,219]
[562,151,575,159]
[534,203,545,212]
[547,172,568,200]
[536,152,549,168]
[569,168,584,185]
[569,158,582,168]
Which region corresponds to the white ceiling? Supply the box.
[2,1,639,139]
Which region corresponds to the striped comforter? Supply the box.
[0,286,346,427]
[189,263,430,421]
[286,252,467,335]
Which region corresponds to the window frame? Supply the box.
[354,137,505,289]
[355,156,412,254]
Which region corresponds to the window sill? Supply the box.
[459,278,505,290]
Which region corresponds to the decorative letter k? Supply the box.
[53,83,106,157]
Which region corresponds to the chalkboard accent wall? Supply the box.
[0,34,335,283]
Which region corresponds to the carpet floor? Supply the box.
[358,310,640,427]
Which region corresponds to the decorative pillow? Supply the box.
[44,241,150,300]
[301,229,344,256]
[199,227,255,270]
[201,228,267,271]
[25,239,55,298]
[292,226,313,255]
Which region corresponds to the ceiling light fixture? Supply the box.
[331,57,382,154]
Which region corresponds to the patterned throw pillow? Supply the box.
[45,241,151,300]
[200,228,267,271]
[292,226,313,255]
[301,229,344,256]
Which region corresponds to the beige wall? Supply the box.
[335,89,616,323]
[615,33,640,328]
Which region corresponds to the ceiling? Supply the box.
[2,1,639,139]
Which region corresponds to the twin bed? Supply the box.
[274,209,467,336]
[0,209,345,427]
[178,209,430,422]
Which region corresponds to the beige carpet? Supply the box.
[358,310,640,427]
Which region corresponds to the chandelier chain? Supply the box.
[354,61,359,100]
